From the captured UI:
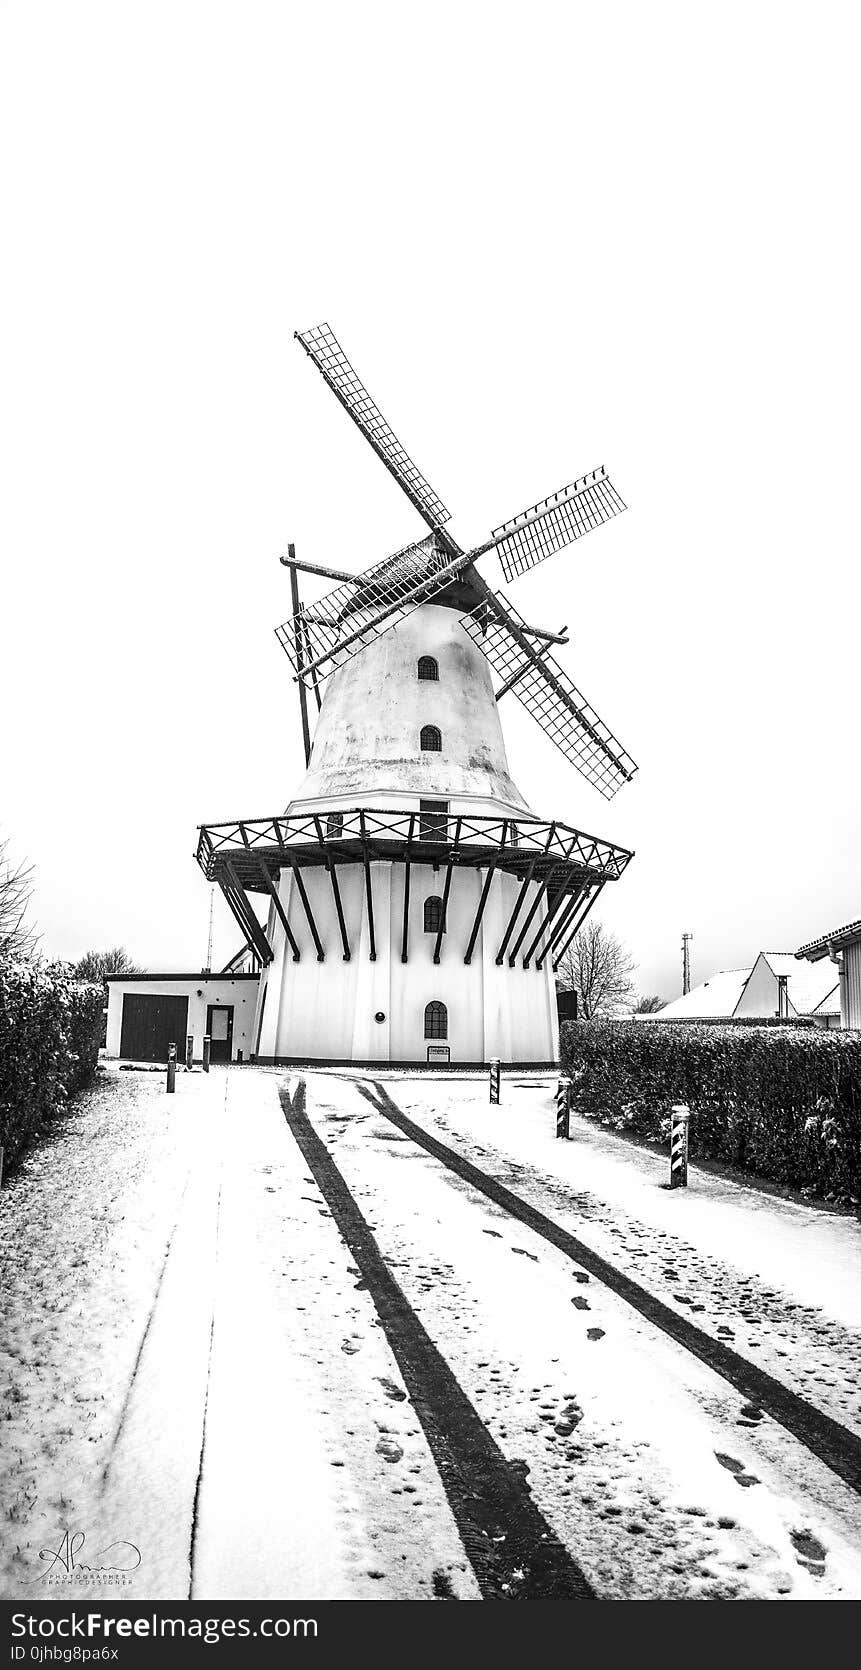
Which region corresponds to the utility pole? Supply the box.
[205,886,214,974]
[681,932,693,995]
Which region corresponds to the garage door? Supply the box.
[119,993,189,1063]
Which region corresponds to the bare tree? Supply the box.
[556,919,634,1020]
[635,993,666,1014]
[73,947,141,983]
[0,836,39,958]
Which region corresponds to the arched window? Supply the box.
[326,811,344,839]
[424,1000,448,1039]
[423,895,444,934]
[418,656,439,682]
[420,724,442,752]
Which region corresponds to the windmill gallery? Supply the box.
[105,326,637,1067]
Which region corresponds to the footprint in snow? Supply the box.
[377,1376,407,1403]
[376,1436,404,1464]
[341,1337,363,1355]
[571,1296,590,1311]
[511,1247,538,1261]
[587,1328,605,1342]
[790,1528,827,1574]
[715,1451,760,1489]
[482,1229,503,1239]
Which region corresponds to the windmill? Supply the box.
[276,323,636,801]
[195,324,636,1066]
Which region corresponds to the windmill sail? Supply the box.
[295,323,452,531]
[461,594,637,799]
[275,536,470,681]
[486,466,626,583]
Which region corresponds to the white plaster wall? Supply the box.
[288,604,531,814]
[106,978,260,1060]
[255,859,559,1063]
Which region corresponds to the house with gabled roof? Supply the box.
[640,951,840,1026]
[796,917,861,1030]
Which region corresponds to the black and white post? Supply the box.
[556,1076,572,1140]
[186,1034,194,1072]
[669,1104,690,1188]
[166,1041,176,1095]
[203,1034,211,1074]
[489,1058,501,1104]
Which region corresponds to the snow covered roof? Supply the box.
[757,953,839,1017]
[640,953,840,1022]
[796,917,861,961]
[639,968,751,1021]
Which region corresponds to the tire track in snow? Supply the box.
[101,1172,193,1486]
[358,1081,861,1498]
[279,1079,595,1601]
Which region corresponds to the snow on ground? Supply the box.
[303,1070,861,1599]
[0,1065,476,1601]
[331,1071,861,1437]
[2,1062,860,1601]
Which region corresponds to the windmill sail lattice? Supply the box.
[462,596,636,799]
[486,467,626,583]
[275,536,470,680]
[295,324,452,530]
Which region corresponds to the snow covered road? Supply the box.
[1,1063,859,1600]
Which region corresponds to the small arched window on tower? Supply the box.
[421,724,442,752]
[417,655,439,682]
[423,895,445,934]
[424,1000,448,1040]
[326,811,344,839]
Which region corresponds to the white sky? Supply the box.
[1,0,859,1000]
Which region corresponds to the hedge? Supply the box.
[0,958,104,1175]
[560,1020,861,1200]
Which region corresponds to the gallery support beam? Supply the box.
[251,855,301,964]
[536,883,587,970]
[463,822,508,966]
[552,881,606,972]
[289,861,325,962]
[507,866,559,966]
[220,862,274,966]
[401,813,415,964]
[521,883,570,968]
[359,810,376,962]
[433,816,461,965]
[313,817,351,961]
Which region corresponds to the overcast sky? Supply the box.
[1,1,859,999]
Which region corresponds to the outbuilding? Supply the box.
[105,972,260,1064]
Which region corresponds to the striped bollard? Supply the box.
[166,1041,176,1095]
[669,1104,690,1188]
[186,1034,194,1072]
[203,1035,211,1074]
[556,1076,571,1140]
[489,1058,501,1104]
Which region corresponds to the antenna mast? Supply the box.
[206,886,214,973]
[681,932,693,995]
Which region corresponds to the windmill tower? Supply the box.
[195,325,636,1065]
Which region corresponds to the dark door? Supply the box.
[120,993,189,1063]
[206,1004,234,1063]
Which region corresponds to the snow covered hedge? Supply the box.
[0,959,104,1174]
[560,1020,861,1200]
